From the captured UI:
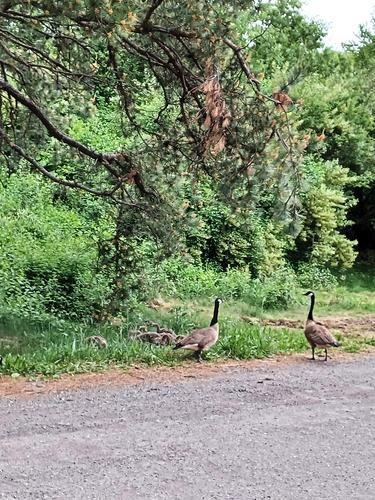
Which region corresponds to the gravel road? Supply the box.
[1,355,375,500]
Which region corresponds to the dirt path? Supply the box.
[1,353,375,500]
[258,313,375,337]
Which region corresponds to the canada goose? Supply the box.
[303,291,340,361]
[173,298,223,362]
[0,355,2,366]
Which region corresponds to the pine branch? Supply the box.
[0,77,126,175]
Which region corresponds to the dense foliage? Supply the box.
[0,0,374,319]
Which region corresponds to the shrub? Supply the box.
[295,156,357,269]
[297,264,338,289]
[249,266,299,309]
[0,172,108,319]
[153,256,300,310]
[156,257,219,298]
[182,181,289,276]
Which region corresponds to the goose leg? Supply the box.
[195,350,203,363]
[311,346,315,360]
[324,348,328,362]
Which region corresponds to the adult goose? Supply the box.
[173,298,222,362]
[303,291,340,361]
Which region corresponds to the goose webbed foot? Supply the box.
[195,351,203,363]
[316,350,330,361]
[318,349,330,361]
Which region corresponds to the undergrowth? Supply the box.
[0,312,372,377]
[0,267,374,377]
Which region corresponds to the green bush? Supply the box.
[0,171,108,319]
[182,181,288,276]
[156,257,219,298]
[249,267,299,309]
[297,264,338,289]
[153,256,300,310]
[295,156,357,269]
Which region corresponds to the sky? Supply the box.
[301,0,375,48]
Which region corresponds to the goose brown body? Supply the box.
[303,291,339,361]
[174,324,219,352]
[174,298,222,362]
[305,320,339,349]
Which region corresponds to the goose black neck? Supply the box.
[308,295,315,321]
[210,301,220,326]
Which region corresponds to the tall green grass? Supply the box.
[0,315,310,376]
[1,266,374,377]
[212,322,307,359]
[0,316,372,377]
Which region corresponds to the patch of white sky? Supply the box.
[301,0,375,49]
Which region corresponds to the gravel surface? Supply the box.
[1,355,375,500]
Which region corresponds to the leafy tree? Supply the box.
[0,170,107,318]
[0,0,311,308]
[291,44,375,257]
[1,0,370,318]
[292,156,357,268]
[0,0,300,219]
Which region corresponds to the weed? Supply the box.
[0,268,374,377]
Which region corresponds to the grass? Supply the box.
[0,269,374,378]
[0,315,307,376]
[234,287,375,320]
[213,322,307,359]
[0,312,373,378]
